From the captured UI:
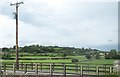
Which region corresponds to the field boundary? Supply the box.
[1,62,118,77]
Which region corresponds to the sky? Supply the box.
[0,0,119,51]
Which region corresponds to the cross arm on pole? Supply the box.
[10,2,24,6]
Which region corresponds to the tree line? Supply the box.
[1,44,120,59]
[2,45,99,55]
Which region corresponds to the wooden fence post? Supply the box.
[0,64,2,77]
[13,63,16,73]
[35,64,38,74]
[31,62,33,70]
[75,63,78,73]
[111,67,113,73]
[104,65,106,75]
[3,63,6,72]
[50,64,53,76]
[63,64,66,77]
[109,67,112,73]
[96,66,99,75]
[21,62,23,70]
[40,63,42,71]
[52,63,54,71]
[80,65,83,77]
[24,64,27,74]
[87,64,89,74]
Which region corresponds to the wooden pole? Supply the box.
[24,64,27,74]
[63,64,66,77]
[80,66,83,77]
[13,63,16,73]
[10,2,24,70]
[96,66,99,75]
[50,64,53,76]
[35,64,38,74]
[3,63,6,72]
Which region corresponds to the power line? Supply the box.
[21,3,70,25]
[10,1,24,70]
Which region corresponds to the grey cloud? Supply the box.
[0,0,118,51]
[95,44,118,51]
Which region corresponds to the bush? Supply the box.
[72,58,79,63]
[105,54,110,59]
[0,68,3,77]
[105,51,120,59]
[114,54,120,59]
[85,53,92,59]
[20,54,23,57]
[62,54,67,57]
[2,53,11,59]
[49,54,55,57]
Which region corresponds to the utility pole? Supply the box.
[10,2,23,70]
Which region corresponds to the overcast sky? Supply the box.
[0,0,119,51]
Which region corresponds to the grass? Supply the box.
[67,56,116,65]
[1,59,72,63]
[67,55,87,60]
[1,53,119,76]
[1,55,118,76]
[81,58,116,65]
[11,56,67,59]
[1,55,117,65]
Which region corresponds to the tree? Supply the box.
[2,53,11,59]
[62,53,67,57]
[91,51,97,58]
[85,53,92,59]
[105,49,118,59]
[13,45,16,49]
[105,53,110,59]
[2,47,10,52]
[114,54,120,59]
[72,58,79,63]
[109,49,117,59]
[95,52,100,59]
[20,46,29,52]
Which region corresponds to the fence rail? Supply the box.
[1,62,116,76]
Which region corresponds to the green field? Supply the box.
[79,59,116,65]
[1,59,71,63]
[1,55,117,65]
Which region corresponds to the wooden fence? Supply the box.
[1,62,116,77]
